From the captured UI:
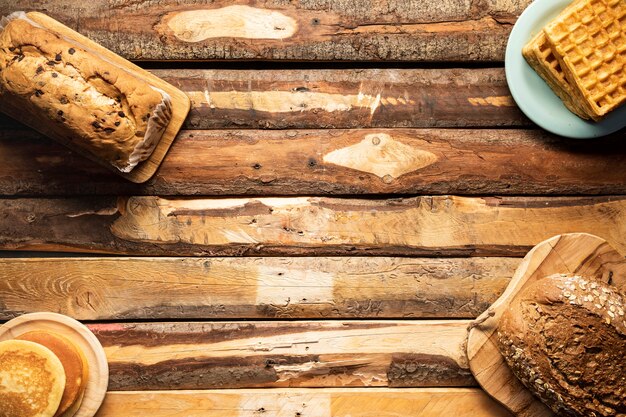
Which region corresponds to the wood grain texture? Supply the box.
[87,320,473,390]
[94,388,513,417]
[0,1,529,62]
[468,233,626,417]
[158,68,527,129]
[1,129,625,196]
[0,68,527,130]
[1,195,624,256]
[0,257,516,320]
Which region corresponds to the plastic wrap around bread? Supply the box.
[0,11,189,182]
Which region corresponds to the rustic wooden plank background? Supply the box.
[1,1,529,62]
[0,0,624,415]
[95,389,513,417]
[90,320,473,390]
[3,128,625,196]
[1,196,624,256]
[0,257,515,320]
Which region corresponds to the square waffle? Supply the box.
[523,30,592,119]
[544,0,626,121]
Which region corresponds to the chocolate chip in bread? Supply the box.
[0,12,172,173]
[497,274,626,417]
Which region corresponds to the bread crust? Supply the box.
[497,274,626,417]
[0,12,172,172]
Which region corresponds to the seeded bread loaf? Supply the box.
[0,12,172,173]
[497,274,626,417]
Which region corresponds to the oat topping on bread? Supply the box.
[497,274,626,417]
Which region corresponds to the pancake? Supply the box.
[58,388,84,417]
[0,339,66,417]
[59,337,89,417]
[16,331,87,417]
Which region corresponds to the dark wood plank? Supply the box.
[0,196,624,256]
[159,68,527,129]
[1,1,528,62]
[0,68,526,130]
[2,129,625,196]
[0,257,517,320]
[87,321,474,389]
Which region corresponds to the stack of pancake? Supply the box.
[0,331,89,417]
[523,0,626,121]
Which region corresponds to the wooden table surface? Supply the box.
[0,1,625,416]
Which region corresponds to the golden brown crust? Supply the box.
[16,331,86,417]
[544,0,626,121]
[0,12,172,172]
[0,339,66,417]
[497,274,626,417]
[522,30,592,120]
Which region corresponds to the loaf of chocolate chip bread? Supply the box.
[0,11,172,173]
[497,274,626,417]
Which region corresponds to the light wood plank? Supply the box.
[94,388,513,417]
[0,196,623,256]
[1,1,529,62]
[0,257,516,320]
[1,129,625,196]
[86,321,473,390]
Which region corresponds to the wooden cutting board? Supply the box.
[466,233,626,417]
[0,12,190,183]
[0,312,109,417]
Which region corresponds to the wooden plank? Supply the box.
[86,321,473,390]
[0,196,624,257]
[95,388,513,417]
[159,68,527,129]
[0,257,517,320]
[2,129,625,196]
[0,68,527,130]
[2,1,529,62]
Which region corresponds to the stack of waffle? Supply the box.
[523,0,626,121]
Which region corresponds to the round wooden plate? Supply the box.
[467,233,626,417]
[0,312,109,417]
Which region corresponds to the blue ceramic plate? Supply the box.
[506,0,626,138]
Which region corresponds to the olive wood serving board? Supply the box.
[466,233,626,417]
[0,312,109,417]
[0,12,190,183]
